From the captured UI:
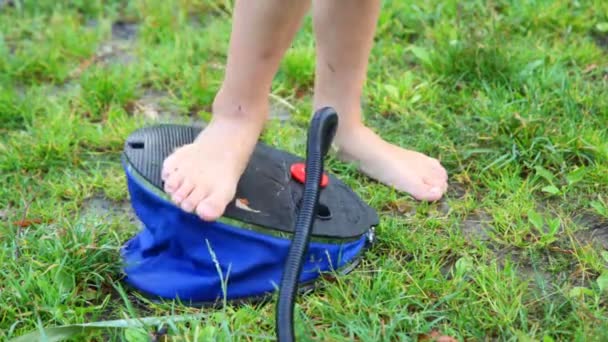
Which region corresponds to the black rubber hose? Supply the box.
[276,107,338,342]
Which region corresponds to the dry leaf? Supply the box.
[14,218,42,227]
[235,198,260,213]
[13,218,46,227]
[133,101,160,119]
[419,330,458,342]
[295,86,308,99]
[69,56,98,78]
[418,329,441,341]
[383,199,415,215]
[583,64,597,74]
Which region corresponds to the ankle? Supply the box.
[211,88,269,126]
[313,99,365,141]
[333,121,370,146]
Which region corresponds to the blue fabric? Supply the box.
[120,161,368,303]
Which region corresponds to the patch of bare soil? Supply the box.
[94,20,139,66]
[269,95,293,122]
[573,212,608,250]
[80,194,137,224]
[97,20,139,65]
[129,88,206,126]
[495,246,563,288]
[592,31,608,50]
[460,210,493,243]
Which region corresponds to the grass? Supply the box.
[1,0,608,340]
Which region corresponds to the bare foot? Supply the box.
[335,124,448,201]
[161,108,265,221]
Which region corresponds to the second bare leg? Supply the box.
[312,0,448,201]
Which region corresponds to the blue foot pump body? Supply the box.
[121,107,378,341]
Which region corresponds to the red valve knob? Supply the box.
[290,163,329,188]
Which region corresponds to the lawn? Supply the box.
[1,0,608,340]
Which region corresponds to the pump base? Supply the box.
[120,124,378,304]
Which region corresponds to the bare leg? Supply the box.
[162,0,311,221]
[311,0,448,201]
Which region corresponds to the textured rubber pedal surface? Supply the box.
[124,124,201,189]
[123,124,379,239]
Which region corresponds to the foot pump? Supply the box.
[121,107,378,340]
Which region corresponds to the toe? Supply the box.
[420,176,447,201]
[195,202,222,222]
[195,189,233,221]
[432,167,448,184]
[429,158,448,180]
[403,179,440,202]
[172,179,195,204]
[420,187,443,201]
[181,187,209,213]
[161,154,179,181]
[437,165,448,181]
[164,172,184,194]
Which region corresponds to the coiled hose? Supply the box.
[276,107,338,342]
